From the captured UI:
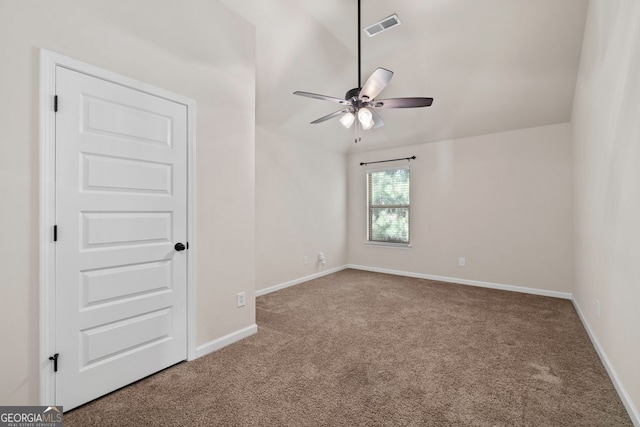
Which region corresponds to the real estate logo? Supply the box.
[0,406,63,427]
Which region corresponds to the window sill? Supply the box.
[364,241,412,249]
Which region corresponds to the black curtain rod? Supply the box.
[360,156,416,166]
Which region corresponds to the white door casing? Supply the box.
[39,50,197,409]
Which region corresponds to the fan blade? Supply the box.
[370,109,384,129]
[371,97,434,108]
[293,91,350,105]
[310,109,350,124]
[359,68,394,100]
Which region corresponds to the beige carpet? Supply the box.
[65,269,632,426]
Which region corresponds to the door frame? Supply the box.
[38,49,198,405]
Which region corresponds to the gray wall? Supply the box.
[572,0,640,419]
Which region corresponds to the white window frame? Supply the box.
[365,164,411,248]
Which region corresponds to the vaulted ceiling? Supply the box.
[220,0,588,153]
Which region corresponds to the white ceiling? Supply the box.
[220,0,588,153]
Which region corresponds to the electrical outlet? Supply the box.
[459,257,466,267]
[303,256,308,265]
[237,292,246,308]
[595,299,600,317]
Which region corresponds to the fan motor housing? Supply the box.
[345,87,361,100]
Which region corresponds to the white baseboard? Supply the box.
[255,265,348,297]
[346,264,573,300]
[572,299,640,426]
[195,324,258,359]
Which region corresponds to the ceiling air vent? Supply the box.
[364,14,401,37]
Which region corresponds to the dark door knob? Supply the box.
[174,242,186,251]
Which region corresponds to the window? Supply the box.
[367,166,410,245]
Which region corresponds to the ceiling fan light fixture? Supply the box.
[340,112,356,128]
[358,108,375,130]
[292,0,433,141]
[361,119,375,130]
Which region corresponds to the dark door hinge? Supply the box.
[186,242,189,250]
[49,353,59,372]
[53,225,58,242]
[54,95,58,112]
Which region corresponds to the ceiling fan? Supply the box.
[293,0,434,143]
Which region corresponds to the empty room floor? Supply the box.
[65,269,631,426]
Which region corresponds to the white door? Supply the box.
[54,66,188,410]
